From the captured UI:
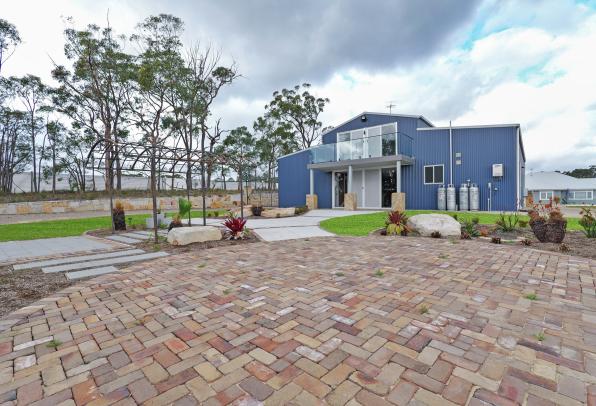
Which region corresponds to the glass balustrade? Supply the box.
[311,132,413,164]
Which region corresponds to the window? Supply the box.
[424,165,444,184]
[539,191,553,201]
[569,190,593,200]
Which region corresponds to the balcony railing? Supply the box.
[311,132,413,164]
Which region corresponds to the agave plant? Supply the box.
[224,213,248,240]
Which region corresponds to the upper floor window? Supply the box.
[424,165,444,184]
[539,191,553,201]
[569,190,593,200]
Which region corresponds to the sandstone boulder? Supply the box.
[261,207,295,218]
[167,226,222,246]
[407,214,460,237]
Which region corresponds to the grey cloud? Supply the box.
[143,0,482,97]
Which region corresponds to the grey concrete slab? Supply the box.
[104,235,141,244]
[0,236,113,264]
[189,209,381,241]
[13,249,146,270]
[66,266,119,280]
[42,251,169,273]
[119,232,151,240]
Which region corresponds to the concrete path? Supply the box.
[0,236,114,264]
[191,209,380,241]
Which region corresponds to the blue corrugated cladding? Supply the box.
[279,112,520,211]
[450,127,518,211]
[277,150,332,208]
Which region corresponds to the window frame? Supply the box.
[569,190,593,200]
[539,191,553,201]
[423,164,445,185]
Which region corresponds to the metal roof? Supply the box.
[525,171,596,191]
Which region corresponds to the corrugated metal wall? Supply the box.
[277,150,332,208]
[452,127,517,211]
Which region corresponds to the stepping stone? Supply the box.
[105,235,143,244]
[119,233,152,240]
[13,249,145,271]
[42,251,169,273]
[66,266,119,280]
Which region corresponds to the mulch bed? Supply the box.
[135,230,258,254]
[0,267,73,319]
[372,226,596,261]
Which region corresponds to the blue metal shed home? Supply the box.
[278,112,525,212]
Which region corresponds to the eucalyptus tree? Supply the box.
[8,75,49,192]
[0,108,30,192]
[42,120,66,194]
[254,115,297,190]
[222,126,258,216]
[126,14,183,239]
[265,83,329,149]
[0,19,21,75]
[59,129,93,192]
[168,44,239,221]
[51,21,132,191]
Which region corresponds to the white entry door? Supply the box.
[364,169,381,208]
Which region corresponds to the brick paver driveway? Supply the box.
[1,236,595,405]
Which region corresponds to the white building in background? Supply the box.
[10,172,276,193]
[525,171,596,205]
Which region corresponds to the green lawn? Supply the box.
[0,210,217,242]
[319,210,582,236]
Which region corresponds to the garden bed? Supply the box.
[0,266,73,318]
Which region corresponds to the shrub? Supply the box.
[518,219,528,228]
[214,210,220,217]
[579,207,596,238]
[224,213,248,240]
[496,212,519,232]
[491,237,501,244]
[385,210,410,236]
[251,205,264,216]
[295,205,309,215]
[478,226,490,237]
[430,231,441,238]
[112,200,126,230]
[168,214,183,231]
[520,238,532,246]
[460,219,479,238]
[471,217,480,225]
[528,200,567,243]
[178,198,192,219]
[460,231,471,240]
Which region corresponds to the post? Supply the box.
[395,161,401,193]
[348,165,353,193]
[309,169,314,195]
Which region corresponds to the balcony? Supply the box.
[310,131,413,165]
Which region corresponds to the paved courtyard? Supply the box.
[1,236,595,405]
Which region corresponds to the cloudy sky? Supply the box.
[3,0,595,171]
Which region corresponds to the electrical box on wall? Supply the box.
[492,164,504,177]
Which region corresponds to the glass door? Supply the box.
[334,172,348,207]
[381,168,397,208]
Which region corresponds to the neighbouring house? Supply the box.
[525,171,596,205]
[278,112,525,211]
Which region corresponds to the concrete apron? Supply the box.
[191,209,381,241]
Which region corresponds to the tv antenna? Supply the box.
[386,101,396,114]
